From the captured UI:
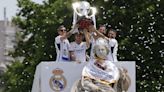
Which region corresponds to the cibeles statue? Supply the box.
[71,38,131,92]
[72,1,96,30]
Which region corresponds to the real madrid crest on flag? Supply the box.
[49,68,67,92]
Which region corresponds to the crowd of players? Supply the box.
[54,24,132,92]
[54,24,118,63]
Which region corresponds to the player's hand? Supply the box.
[88,25,95,32]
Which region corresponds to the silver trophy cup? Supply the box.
[72,1,97,29]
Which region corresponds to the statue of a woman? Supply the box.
[71,38,131,92]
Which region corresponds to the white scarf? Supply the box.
[82,60,119,84]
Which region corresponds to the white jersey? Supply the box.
[69,42,87,62]
[107,38,118,62]
[55,35,70,62]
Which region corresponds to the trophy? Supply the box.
[72,1,97,29]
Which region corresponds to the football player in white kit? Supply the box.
[55,25,77,62]
[69,29,90,63]
[89,25,118,62]
[89,25,106,60]
[106,29,118,62]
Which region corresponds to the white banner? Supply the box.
[31,61,136,92]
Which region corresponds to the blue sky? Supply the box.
[0,0,44,21]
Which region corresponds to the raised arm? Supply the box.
[66,24,79,38]
[83,28,91,49]
[88,25,108,40]
[60,25,79,41]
